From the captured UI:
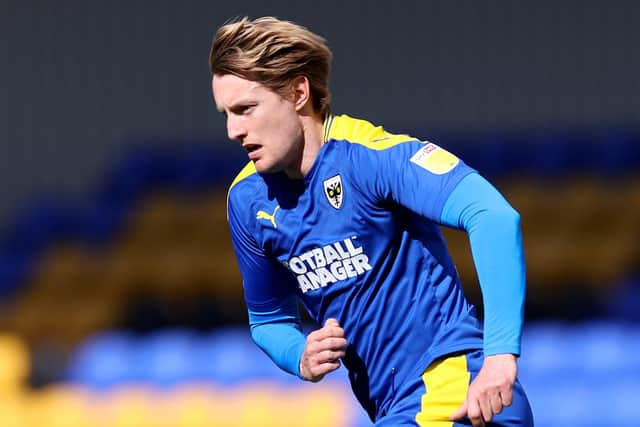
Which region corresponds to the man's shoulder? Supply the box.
[226,162,264,213]
[228,162,260,195]
[325,114,419,151]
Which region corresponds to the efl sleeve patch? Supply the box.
[410,143,459,174]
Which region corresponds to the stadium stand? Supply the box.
[0,323,639,426]
[0,129,638,426]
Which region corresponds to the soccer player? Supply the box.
[210,17,534,427]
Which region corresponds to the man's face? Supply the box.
[212,73,304,175]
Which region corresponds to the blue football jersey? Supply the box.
[227,114,483,417]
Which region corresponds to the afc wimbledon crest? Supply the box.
[323,174,343,209]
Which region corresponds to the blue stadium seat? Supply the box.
[72,201,128,248]
[574,321,640,376]
[520,322,640,427]
[520,322,576,377]
[97,145,176,205]
[66,331,139,389]
[0,250,32,297]
[190,328,290,385]
[521,130,577,177]
[172,143,244,193]
[134,329,199,387]
[3,199,75,254]
[592,128,640,175]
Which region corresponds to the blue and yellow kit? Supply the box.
[227,115,531,425]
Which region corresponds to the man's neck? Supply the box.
[284,112,325,179]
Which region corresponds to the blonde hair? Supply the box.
[210,16,332,117]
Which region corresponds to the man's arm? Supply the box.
[439,172,526,426]
[247,294,307,377]
[228,188,347,382]
[250,303,347,381]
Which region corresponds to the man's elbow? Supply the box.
[484,205,521,233]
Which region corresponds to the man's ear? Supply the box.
[291,75,311,112]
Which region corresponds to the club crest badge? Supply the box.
[323,174,343,209]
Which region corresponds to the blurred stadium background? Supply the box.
[1,1,639,426]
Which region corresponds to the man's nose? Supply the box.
[227,116,247,141]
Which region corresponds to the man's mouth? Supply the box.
[244,143,261,153]
[244,143,262,160]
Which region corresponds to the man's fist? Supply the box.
[299,318,348,382]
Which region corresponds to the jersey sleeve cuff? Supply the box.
[483,343,521,357]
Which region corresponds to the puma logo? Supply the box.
[256,205,280,228]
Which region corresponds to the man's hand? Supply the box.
[449,353,518,427]
[299,318,348,382]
